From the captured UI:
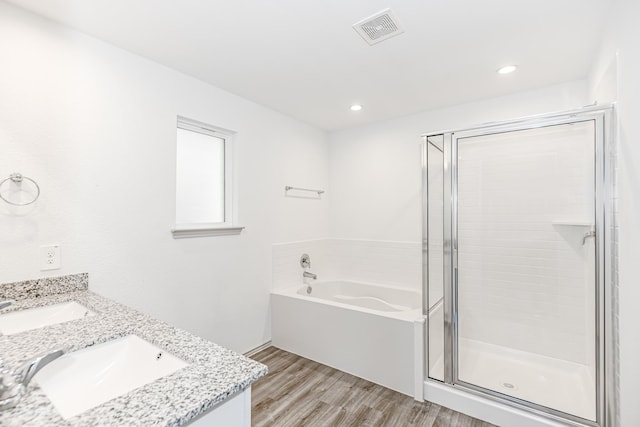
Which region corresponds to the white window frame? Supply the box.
[171,116,243,238]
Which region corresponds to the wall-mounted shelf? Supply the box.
[552,221,596,246]
[551,221,594,227]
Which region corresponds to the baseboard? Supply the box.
[244,341,273,357]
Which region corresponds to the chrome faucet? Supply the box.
[0,348,65,411]
[300,253,317,294]
[582,229,596,245]
[0,301,13,311]
[303,271,317,280]
[303,271,317,295]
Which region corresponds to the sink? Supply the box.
[34,335,189,419]
[0,301,94,335]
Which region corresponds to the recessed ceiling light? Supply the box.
[497,65,517,75]
[350,104,363,111]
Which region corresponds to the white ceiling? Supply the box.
[7,0,611,131]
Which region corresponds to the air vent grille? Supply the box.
[353,9,404,45]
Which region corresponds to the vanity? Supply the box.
[0,273,267,426]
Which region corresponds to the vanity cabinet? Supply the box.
[186,387,251,427]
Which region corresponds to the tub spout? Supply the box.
[303,271,317,280]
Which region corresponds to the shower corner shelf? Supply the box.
[551,221,594,227]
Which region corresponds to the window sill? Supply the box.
[171,224,245,239]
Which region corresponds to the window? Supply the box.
[171,116,243,238]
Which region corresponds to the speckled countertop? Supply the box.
[0,273,267,426]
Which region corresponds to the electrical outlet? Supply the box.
[40,244,61,270]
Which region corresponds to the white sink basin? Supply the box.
[0,301,94,335]
[34,335,189,419]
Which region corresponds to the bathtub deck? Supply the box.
[251,346,495,427]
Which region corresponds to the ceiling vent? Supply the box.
[352,9,404,45]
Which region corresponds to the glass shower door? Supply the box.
[454,121,597,421]
[424,134,446,382]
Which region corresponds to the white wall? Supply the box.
[590,0,640,425]
[328,80,588,242]
[0,1,329,353]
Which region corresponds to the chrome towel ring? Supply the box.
[0,173,40,206]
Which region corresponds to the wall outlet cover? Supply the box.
[40,244,61,270]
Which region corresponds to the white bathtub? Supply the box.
[296,280,420,313]
[271,280,422,396]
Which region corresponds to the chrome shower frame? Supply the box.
[421,105,616,427]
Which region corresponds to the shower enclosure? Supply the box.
[421,106,614,427]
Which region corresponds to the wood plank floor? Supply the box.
[250,347,496,427]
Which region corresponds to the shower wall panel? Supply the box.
[272,239,421,291]
[457,123,595,364]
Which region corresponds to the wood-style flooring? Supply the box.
[250,347,496,427]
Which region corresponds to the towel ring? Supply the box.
[0,173,40,206]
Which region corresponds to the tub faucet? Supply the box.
[303,271,317,280]
[300,254,316,294]
[303,271,317,295]
[0,301,12,311]
[0,348,65,411]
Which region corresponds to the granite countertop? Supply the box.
[0,273,268,426]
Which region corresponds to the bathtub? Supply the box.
[271,280,422,396]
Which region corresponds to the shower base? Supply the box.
[432,338,595,421]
